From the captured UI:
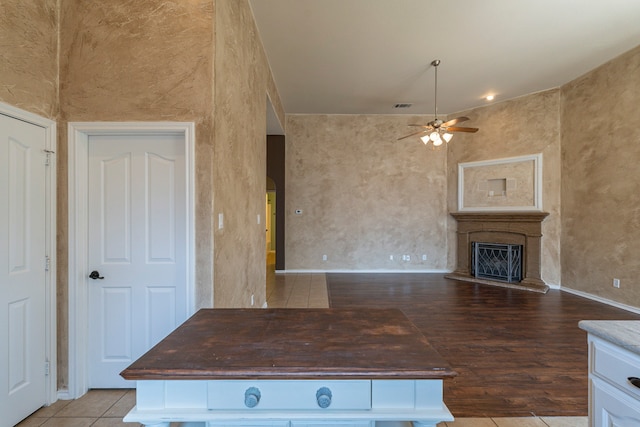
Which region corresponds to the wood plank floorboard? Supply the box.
[326,273,640,418]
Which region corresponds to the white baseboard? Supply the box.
[561,287,640,315]
[277,269,451,274]
[57,389,72,401]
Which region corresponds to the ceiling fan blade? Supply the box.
[407,124,434,128]
[441,117,469,127]
[397,129,429,140]
[447,126,479,133]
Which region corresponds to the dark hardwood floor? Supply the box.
[326,273,640,418]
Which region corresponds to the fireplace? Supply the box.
[446,212,549,293]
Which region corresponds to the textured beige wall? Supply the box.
[447,90,562,286]
[4,0,639,395]
[58,0,215,389]
[213,0,283,308]
[0,0,58,118]
[286,114,449,271]
[561,45,640,306]
[2,0,282,392]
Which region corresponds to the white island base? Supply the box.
[124,379,453,427]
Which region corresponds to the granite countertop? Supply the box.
[579,320,640,356]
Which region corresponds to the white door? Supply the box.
[87,133,187,388]
[0,114,47,426]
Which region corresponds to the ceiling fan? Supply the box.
[398,59,478,146]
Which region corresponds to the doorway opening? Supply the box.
[266,135,285,271]
[266,178,276,268]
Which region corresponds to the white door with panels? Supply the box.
[0,114,48,427]
[87,133,188,388]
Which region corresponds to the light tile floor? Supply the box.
[19,272,587,427]
[266,270,329,308]
[17,389,136,426]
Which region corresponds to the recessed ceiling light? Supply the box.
[485,95,495,101]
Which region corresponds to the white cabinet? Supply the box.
[592,379,640,427]
[584,332,640,427]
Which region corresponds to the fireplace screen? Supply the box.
[471,242,522,283]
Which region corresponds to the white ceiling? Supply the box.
[249,0,640,134]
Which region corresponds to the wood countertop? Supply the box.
[120,308,456,381]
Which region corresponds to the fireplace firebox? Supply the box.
[472,242,522,283]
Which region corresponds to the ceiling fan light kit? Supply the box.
[399,59,479,147]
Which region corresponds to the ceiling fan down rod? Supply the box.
[431,59,440,121]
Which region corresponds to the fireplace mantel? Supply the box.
[447,211,549,293]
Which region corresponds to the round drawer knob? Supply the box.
[244,387,261,408]
[629,377,640,389]
[316,387,332,408]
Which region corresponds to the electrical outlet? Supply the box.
[322,254,327,261]
[389,255,394,260]
[251,294,255,306]
[613,278,621,288]
[422,254,427,261]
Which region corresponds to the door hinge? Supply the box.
[45,256,51,272]
[43,149,55,166]
[45,361,50,376]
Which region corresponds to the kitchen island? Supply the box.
[121,308,456,427]
[579,320,640,426]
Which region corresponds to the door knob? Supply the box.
[89,270,104,280]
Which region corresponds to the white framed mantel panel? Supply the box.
[458,153,543,212]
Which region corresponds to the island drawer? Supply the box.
[207,380,371,410]
[592,338,640,400]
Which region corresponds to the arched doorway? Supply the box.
[266,135,285,271]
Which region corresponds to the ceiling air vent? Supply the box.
[393,103,412,109]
